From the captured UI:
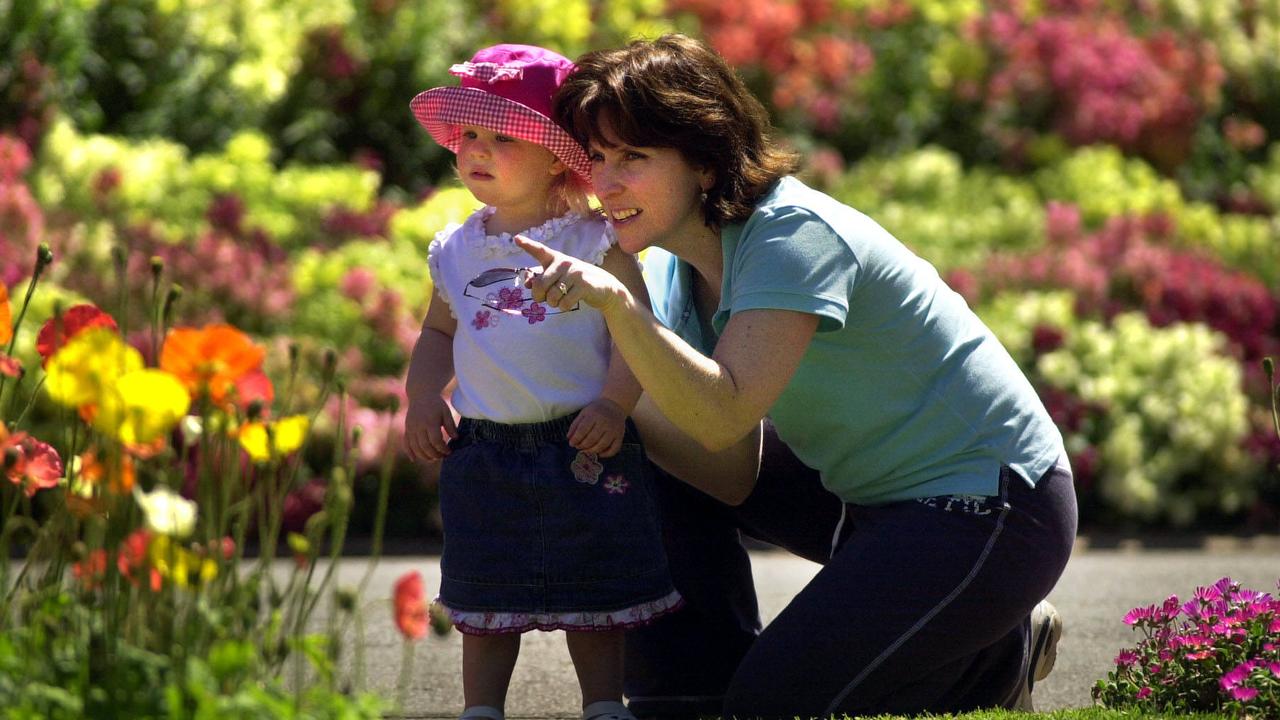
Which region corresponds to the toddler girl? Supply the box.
[403,44,681,720]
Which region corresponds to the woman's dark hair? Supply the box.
[555,34,799,227]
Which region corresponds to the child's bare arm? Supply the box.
[403,287,459,462]
[567,247,653,457]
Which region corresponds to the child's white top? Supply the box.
[428,207,615,424]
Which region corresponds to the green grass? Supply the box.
[827,711,1232,720]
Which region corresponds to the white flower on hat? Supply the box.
[134,485,197,538]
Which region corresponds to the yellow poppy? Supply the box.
[148,534,217,588]
[44,327,143,409]
[93,369,191,448]
[238,415,309,463]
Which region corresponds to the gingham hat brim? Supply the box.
[410,87,592,180]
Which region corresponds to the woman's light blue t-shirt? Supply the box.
[643,177,1064,504]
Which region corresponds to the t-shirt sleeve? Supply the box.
[426,224,460,318]
[725,207,858,332]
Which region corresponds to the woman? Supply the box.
[514,34,1077,719]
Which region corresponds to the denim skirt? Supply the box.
[437,413,681,635]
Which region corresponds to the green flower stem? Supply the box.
[393,639,416,720]
[9,375,46,435]
[0,245,51,401]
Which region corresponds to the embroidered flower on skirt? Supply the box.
[603,474,629,494]
[571,450,603,484]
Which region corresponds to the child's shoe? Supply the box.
[459,706,504,720]
[583,700,638,720]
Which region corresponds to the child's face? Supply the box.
[457,125,564,216]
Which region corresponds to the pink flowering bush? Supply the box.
[1094,577,1280,715]
[975,1,1225,171]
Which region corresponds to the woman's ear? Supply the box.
[699,167,715,193]
[549,158,567,176]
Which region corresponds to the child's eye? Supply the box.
[495,134,515,143]
[461,130,478,139]
[624,151,646,161]
[587,151,604,163]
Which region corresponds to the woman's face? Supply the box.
[587,122,713,256]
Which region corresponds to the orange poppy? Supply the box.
[77,447,136,493]
[0,284,17,377]
[160,324,266,406]
[0,282,11,346]
[393,570,429,641]
[35,304,118,367]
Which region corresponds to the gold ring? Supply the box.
[557,281,568,295]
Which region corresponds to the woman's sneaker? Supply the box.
[1012,600,1063,711]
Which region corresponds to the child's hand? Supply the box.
[568,398,627,457]
[403,395,458,462]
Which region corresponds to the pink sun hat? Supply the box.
[410,44,591,180]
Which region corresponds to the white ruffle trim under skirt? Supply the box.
[438,590,683,635]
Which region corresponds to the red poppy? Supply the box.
[35,304,119,367]
[117,529,162,592]
[234,369,275,412]
[393,570,429,640]
[72,549,108,589]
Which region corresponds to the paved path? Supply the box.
[321,540,1280,718]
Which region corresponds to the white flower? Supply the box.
[133,485,197,538]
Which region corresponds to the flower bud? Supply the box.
[322,348,337,379]
[1264,357,1274,382]
[335,586,358,613]
[350,425,363,446]
[150,256,164,280]
[35,243,53,274]
[71,541,88,561]
[163,285,183,322]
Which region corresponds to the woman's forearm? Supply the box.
[601,291,760,451]
[632,394,761,505]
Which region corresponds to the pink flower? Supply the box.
[521,302,547,324]
[340,267,377,302]
[1,428,63,497]
[1135,686,1152,700]
[1124,604,1156,626]
[496,286,524,310]
[1228,686,1259,701]
[1115,650,1138,667]
[471,310,494,330]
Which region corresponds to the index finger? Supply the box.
[514,234,558,269]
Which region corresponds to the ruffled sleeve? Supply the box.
[427,223,460,318]
[576,215,615,266]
